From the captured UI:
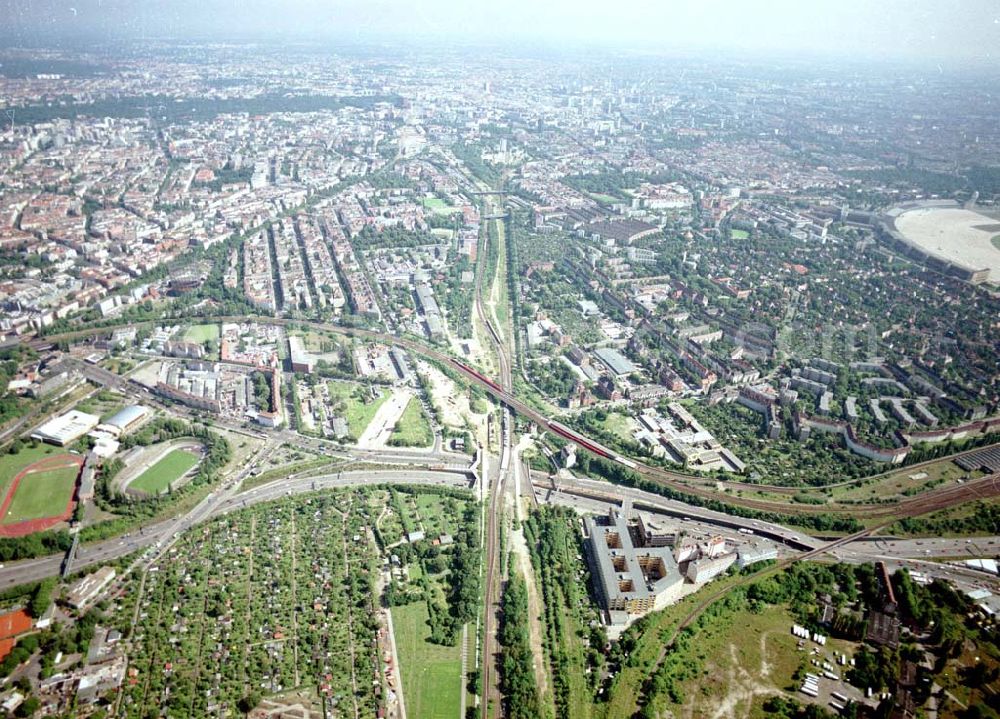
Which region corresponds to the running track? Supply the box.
[0,453,83,537]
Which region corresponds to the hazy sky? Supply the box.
[3,0,999,65]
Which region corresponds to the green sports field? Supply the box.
[0,445,62,500]
[129,449,200,495]
[422,197,456,215]
[3,466,78,524]
[392,601,463,719]
[182,323,220,343]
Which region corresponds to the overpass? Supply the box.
[0,467,475,591]
[39,313,1000,519]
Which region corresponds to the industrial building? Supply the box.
[593,347,637,377]
[288,335,316,374]
[685,552,737,583]
[31,409,100,446]
[585,510,684,619]
[102,405,149,435]
[65,567,116,610]
[736,542,778,569]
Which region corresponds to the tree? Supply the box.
[237,691,261,714]
[29,578,56,618]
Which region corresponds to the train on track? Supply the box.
[452,360,639,470]
[545,423,638,469]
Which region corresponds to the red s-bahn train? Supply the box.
[547,421,638,468]
[547,420,612,458]
[451,359,638,469]
[452,359,505,393]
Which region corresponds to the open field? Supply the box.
[829,457,973,502]
[327,381,389,440]
[422,197,456,215]
[181,323,220,343]
[2,464,78,524]
[389,397,434,448]
[0,444,64,499]
[654,602,860,718]
[128,448,200,495]
[600,411,637,444]
[392,601,463,719]
[600,573,745,718]
[894,206,1000,278]
[731,228,750,239]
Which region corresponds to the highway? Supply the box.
[537,473,1000,590]
[41,314,1000,519]
[0,468,472,591]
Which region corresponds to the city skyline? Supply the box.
[2,0,1000,66]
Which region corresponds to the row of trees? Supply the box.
[570,450,864,533]
[524,506,606,716]
[498,573,542,719]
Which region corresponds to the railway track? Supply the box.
[474,193,512,719]
[41,316,999,521]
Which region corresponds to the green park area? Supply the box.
[3,465,78,524]
[589,192,620,205]
[182,323,220,343]
[392,600,463,719]
[731,228,750,239]
[388,397,434,447]
[129,448,200,495]
[422,197,455,215]
[0,444,63,500]
[327,381,388,440]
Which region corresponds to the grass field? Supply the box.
[389,397,434,447]
[327,382,389,440]
[731,228,750,239]
[129,448,200,495]
[0,445,63,500]
[600,411,637,443]
[422,197,457,215]
[413,493,459,536]
[830,457,969,502]
[3,465,78,524]
[392,601,462,719]
[182,323,220,343]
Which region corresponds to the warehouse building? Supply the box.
[685,552,737,583]
[65,567,116,610]
[31,409,100,446]
[593,347,636,377]
[288,335,316,374]
[102,405,149,435]
[736,542,778,570]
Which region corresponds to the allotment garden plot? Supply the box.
[118,489,385,718]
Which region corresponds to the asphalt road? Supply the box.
[538,472,825,550]
[538,476,1000,591]
[0,469,472,590]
